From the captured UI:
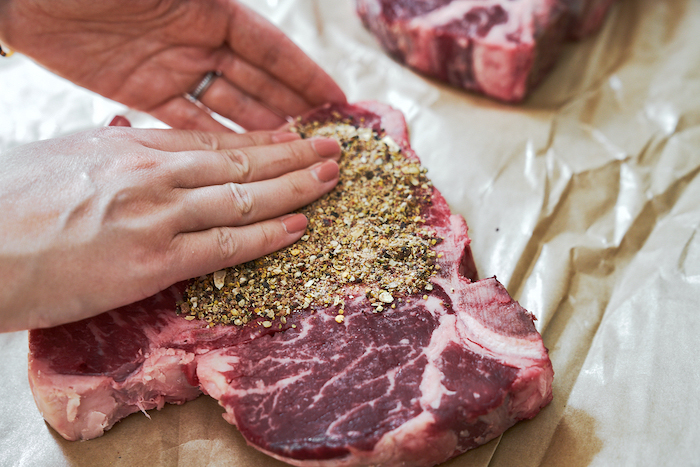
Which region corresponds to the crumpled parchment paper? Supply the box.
[1,0,699,465]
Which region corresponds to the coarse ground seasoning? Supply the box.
[179,117,439,327]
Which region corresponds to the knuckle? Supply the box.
[261,40,283,68]
[286,141,307,164]
[244,131,268,147]
[287,175,308,198]
[300,68,321,91]
[226,182,254,218]
[224,148,252,181]
[258,223,275,249]
[191,130,219,150]
[215,227,239,262]
[80,128,165,178]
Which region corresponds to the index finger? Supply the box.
[171,136,341,188]
[116,127,303,152]
[227,2,346,107]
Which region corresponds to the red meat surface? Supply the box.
[28,101,553,467]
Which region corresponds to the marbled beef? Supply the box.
[356,0,616,102]
[28,101,553,467]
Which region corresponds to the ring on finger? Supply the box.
[186,71,222,102]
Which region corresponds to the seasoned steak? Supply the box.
[28,101,553,467]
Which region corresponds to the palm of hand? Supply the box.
[3,0,345,130]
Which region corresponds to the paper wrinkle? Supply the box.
[678,229,700,279]
[3,0,700,466]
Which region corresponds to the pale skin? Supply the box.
[0,0,347,331]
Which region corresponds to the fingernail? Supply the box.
[283,213,308,234]
[311,137,341,158]
[271,132,301,143]
[108,115,131,127]
[312,160,339,183]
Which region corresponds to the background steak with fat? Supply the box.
[355,0,617,102]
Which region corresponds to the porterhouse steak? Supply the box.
[28,101,553,466]
[356,0,617,102]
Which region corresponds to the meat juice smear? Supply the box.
[180,118,440,328]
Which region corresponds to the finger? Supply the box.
[108,116,132,127]
[149,95,232,132]
[170,137,341,188]
[195,74,288,130]
[168,213,309,281]
[200,54,311,122]
[119,127,301,153]
[227,3,346,107]
[176,159,339,233]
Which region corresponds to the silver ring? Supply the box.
[187,71,221,102]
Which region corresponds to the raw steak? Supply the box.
[28,101,553,466]
[356,0,616,102]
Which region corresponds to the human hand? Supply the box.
[0,0,346,131]
[0,128,341,332]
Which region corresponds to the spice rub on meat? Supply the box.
[28,102,552,467]
[180,117,442,328]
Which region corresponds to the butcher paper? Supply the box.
[1,0,699,465]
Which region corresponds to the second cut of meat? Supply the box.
[356,0,617,102]
[28,102,554,467]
